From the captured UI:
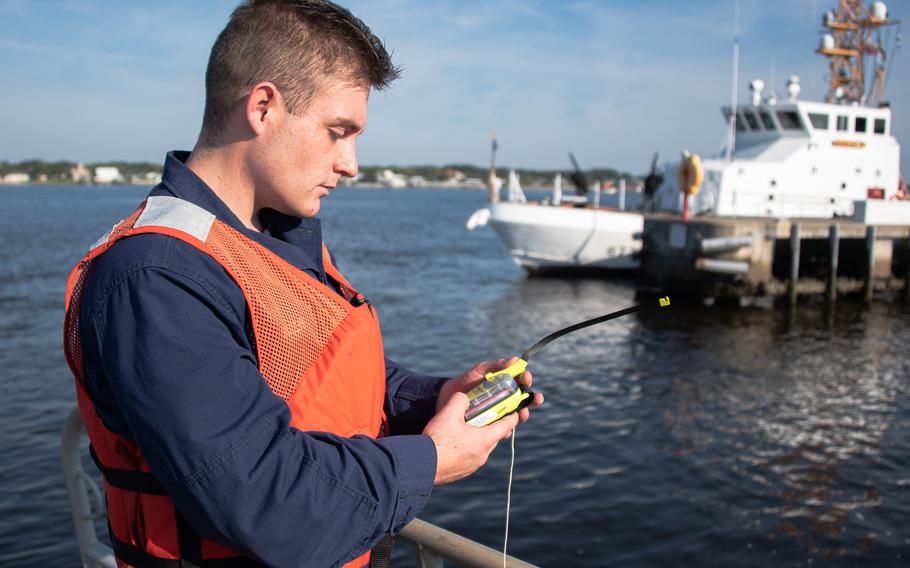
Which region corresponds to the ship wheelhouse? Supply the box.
[652,98,899,220]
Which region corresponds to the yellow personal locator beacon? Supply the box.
[464,296,670,426]
[464,359,532,426]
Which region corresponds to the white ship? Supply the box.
[467,152,647,272]
[483,199,644,271]
[470,0,907,273]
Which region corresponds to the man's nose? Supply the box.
[335,142,358,179]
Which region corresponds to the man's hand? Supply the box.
[437,358,543,425]
[425,358,544,485]
[424,392,517,485]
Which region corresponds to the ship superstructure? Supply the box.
[653,0,902,220]
[653,91,900,218]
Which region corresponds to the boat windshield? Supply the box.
[776,110,803,130]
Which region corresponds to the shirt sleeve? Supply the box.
[80,236,436,567]
[384,359,448,435]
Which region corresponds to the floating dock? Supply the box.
[639,216,910,303]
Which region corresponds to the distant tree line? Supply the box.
[358,164,639,187]
[1,159,639,186]
[0,159,163,182]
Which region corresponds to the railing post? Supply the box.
[61,407,117,568]
[415,544,445,568]
[827,223,839,303]
[865,225,876,303]
[789,223,801,306]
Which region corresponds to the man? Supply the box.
[63,1,542,567]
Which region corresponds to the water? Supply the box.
[1,185,908,567]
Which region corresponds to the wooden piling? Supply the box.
[639,216,907,302]
[906,231,910,302]
[864,225,876,303]
[788,223,800,305]
[827,224,839,303]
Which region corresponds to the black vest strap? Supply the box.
[92,446,261,567]
[109,527,264,568]
[368,534,394,568]
[89,444,168,495]
[93,445,381,567]
[174,507,203,565]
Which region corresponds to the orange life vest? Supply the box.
[64,196,388,568]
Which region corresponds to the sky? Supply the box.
[1,0,907,175]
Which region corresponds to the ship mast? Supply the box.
[817,1,900,105]
[487,130,500,203]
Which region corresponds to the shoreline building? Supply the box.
[93,166,123,185]
[1,172,30,184]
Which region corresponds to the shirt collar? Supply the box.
[152,151,327,282]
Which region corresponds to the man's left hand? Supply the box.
[437,357,544,425]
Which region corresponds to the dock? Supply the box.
[639,216,910,303]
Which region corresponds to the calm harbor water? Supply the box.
[1,185,908,567]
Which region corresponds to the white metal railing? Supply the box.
[61,407,538,568]
[61,407,117,568]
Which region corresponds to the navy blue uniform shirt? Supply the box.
[77,151,446,567]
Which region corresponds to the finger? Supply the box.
[442,391,470,416]
[500,414,520,439]
[488,356,518,373]
[484,412,519,441]
[473,358,512,377]
[468,360,495,376]
[530,392,544,408]
[503,356,519,368]
[515,370,533,388]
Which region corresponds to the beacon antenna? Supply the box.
[464,296,671,426]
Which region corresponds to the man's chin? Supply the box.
[274,200,320,219]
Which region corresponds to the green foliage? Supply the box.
[0,159,163,183]
[359,163,639,186]
[0,159,75,178]
[2,159,639,186]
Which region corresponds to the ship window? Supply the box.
[776,110,803,130]
[808,113,829,130]
[854,116,867,132]
[743,109,761,130]
[836,115,849,131]
[759,111,776,130]
[737,111,751,130]
[873,118,886,134]
[735,115,746,131]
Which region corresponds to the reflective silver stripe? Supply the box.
[134,196,216,242]
[90,227,115,251]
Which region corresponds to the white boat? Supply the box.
[469,1,907,273]
[486,200,643,271]
[468,159,645,272]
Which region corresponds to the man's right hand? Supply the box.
[423,391,520,485]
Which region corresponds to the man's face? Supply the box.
[251,81,368,219]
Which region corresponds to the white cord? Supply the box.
[503,428,516,568]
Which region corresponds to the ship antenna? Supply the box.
[727,0,741,161]
[817,1,901,106]
[770,57,776,99]
[880,28,902,102]
[488,129,500,204]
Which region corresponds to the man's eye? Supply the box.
[329,129,344,140]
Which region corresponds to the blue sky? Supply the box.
[1,0,907,174]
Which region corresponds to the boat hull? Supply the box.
[487,202,643,271]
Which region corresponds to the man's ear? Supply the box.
[245,82,282,136]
